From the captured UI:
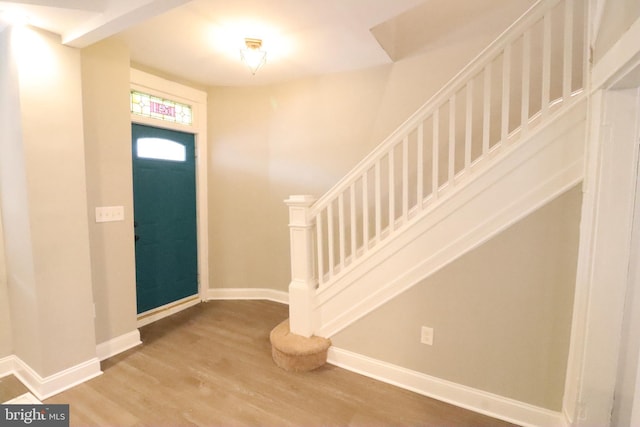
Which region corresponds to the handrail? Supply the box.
[310,0,559,214]
[287,0,586,296]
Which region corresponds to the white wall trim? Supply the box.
[11,356,102,401]
[591,15,640,91]
[0,355,15,378]
[328,347,568,427]
[207,288,289,305]
[563,88,640,425]
[96,330,142,361]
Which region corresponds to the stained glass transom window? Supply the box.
[130,91,193,125]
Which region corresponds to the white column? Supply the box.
[285,195,317,338]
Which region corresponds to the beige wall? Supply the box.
[0,25,41,368]
[0,28,12,359]
[0,211,12,358]
[594,0,640,63]
[19,27,97,376]
[208,69,389,291]
[207,17,518,291]
[0,26,97,376]
[81,39,138,346]
[332,185,582,410]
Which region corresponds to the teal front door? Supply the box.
[132,123,198,314]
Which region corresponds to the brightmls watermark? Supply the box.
[0,405,69,426]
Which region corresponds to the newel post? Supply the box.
[285,195,317,338]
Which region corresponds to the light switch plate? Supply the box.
[95,206,124,223]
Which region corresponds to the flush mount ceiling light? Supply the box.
[240,38,267,75]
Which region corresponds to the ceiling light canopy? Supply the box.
[240,37,266,75]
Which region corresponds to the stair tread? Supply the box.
[270,320,331,356]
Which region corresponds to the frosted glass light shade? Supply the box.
[240,38,267,75]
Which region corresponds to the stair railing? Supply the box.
[286,0,587,337]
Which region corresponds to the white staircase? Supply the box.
[286,0,588,338]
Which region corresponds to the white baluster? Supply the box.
[316,211,324,286]
[465,80,473,170]
[388,149,395,232]
[375,160,382,240]
[402,136,409,222]
[327,202,335,278]
[542,11,551,117]
[338,193,345,269]
[432,109,440,199]
[521,30,531,133]
[350,183,357,262]
[448,96,456,184]
[501,44,511,144]
[483,63,492,155]
[417,123,424,209]
[581,0,588,94]
[563,0,574,102]
[363,172,369,250]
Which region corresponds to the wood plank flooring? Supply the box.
[24,300,516,426]
[0,374,29,402]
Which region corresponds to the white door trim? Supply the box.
[129,69,209,313]
[564,82,640,427]
[562,13,640,425]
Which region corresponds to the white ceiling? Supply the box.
[0,0,535,87]
[117,0,427,86]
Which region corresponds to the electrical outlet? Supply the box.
[421,326,434,345]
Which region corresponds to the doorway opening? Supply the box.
[132,123,198,320]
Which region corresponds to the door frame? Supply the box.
[130,68,208,326]
[562,15,640,424]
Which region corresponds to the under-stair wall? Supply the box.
[329,183,582,420]
[286,0,587,338]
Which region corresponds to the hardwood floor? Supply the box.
[0,374,28,402]
[37,300,518,426]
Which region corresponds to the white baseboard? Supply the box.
[96,330,142,361]
[327,347,568,427]
[0,355,15,378]
[207,288,289,305]
[13,356,102,401]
